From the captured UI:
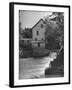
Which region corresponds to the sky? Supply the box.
[19,10,52,29]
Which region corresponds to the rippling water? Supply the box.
[19,52,57,79]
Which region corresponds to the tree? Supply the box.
[19,23,32,39]
[44,12,64,50]
[22,28,32,38]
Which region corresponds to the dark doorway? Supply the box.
[38,42,40,47]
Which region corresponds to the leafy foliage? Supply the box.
[45,12,64,49]
[19,22,32,39]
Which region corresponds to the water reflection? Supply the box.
[19,52,57,79]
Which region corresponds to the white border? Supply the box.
[14,4,69,86]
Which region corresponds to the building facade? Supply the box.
[32,19,46,48]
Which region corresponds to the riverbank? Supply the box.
[45,48,64,77]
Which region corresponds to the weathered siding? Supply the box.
[32,20,45,41]
[32,19,46,48]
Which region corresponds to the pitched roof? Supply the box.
[31,19,45,30]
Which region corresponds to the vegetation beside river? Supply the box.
[45,48,64,77]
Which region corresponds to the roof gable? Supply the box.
[31,19,45,30]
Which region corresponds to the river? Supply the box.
[19,52,57,79]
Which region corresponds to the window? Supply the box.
[42,38,44,40]
[35,38,37,40]
[37,31,39,35]
[40,24,43,28]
